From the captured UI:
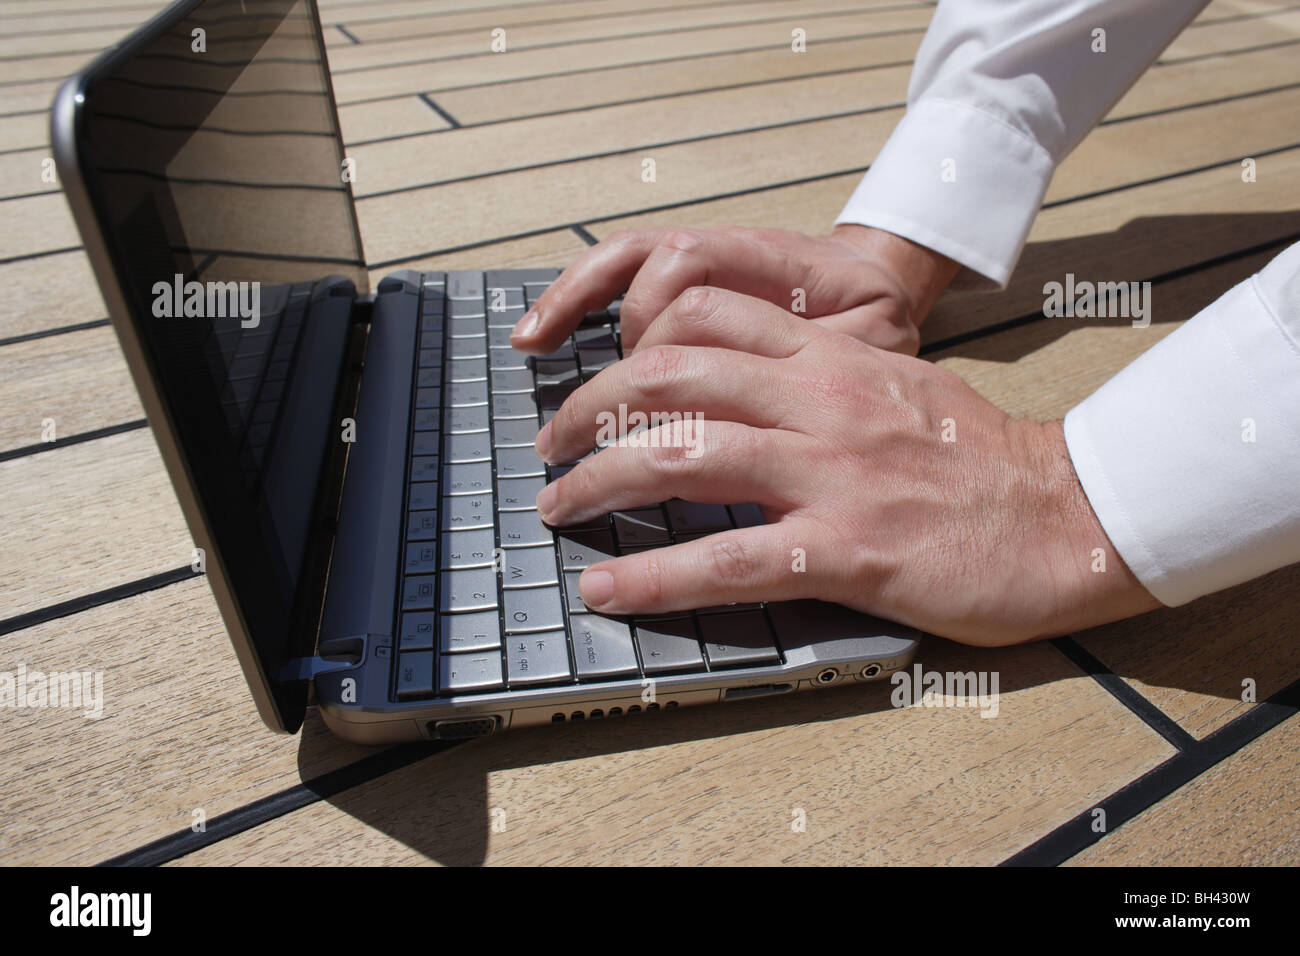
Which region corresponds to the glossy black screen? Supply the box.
[73,0,367,710]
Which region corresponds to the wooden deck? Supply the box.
[1,0,1298,866]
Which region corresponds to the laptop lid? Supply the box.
[51,0,367,732]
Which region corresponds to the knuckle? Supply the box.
[707,536,760,586]
[628,344,689,397]
[632,553,669,607]
[658,228,701,254]
[673,285,717,324]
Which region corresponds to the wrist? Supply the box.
[1015,419,1163,636]
[830,224,960,328]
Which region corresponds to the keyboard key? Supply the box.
[411,432,440,456]
[415,386,441,408]
[442,494,493,531]
[439,652,504,694]
[447,405,490,433]
[416,367,442,388]
[535,359,579,387]
[406,510,438,541]
[413,408,440,431]
[404,541,438,575]
[729,504,765,527]
[506,631,572,687]
[417,347,442,368]
[613,508,671,548]
[578,347,619,372]
[487,326,517,349]
[570,614,640,681]
[699,611,781,669]
[440,528,496,569]
[399,612,436,651]
[447,310,485,329]
[573,328,617,349]
[443,461,492,495]
[537,381,578,410]
[493,391,539,420]
[444,431,491,463]
[486,306,526,329]
[489,346,529,370]
[564,571,588,613]
[402,575,437,610]
[446,357,487,382]
[557,527,617,569]
[499,509,552,548]
[447,338,487,361]
[440,567,498,612]
[486,287,526,311]
[636,618,706,675]
[504,587,564,633]
[490,368,533,393]
[396,651,435,699]
[497,475,546,511]
[501,545,560,589]
[411,456,439,482]
[665,499,732,535]
[493,419,538,448]
[408,482,438,511]
[448,272,485,300]
[448,381,488,406]
[495,446,546,479]
[440,610,501,653]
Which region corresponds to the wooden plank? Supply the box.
[329,0,762,43]
[1066,717,1300,866]
[0,113,46,154]
[0,325,140,454]
[168,642,1172,865]
[329,10,927,104]
[0,193,79,262]
[336,95,451,144]
[329,0,926,65]
[1161,7,1300,62]
[0,431,188,618]
[354,86,1300,266]
[349,67,912,196]
[0,250,105,340]
[0,578,380,865]
[437,32,920,126]
[347,43,1299,198]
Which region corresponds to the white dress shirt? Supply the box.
[835,0,1300,606]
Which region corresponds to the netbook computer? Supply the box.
[51,0,920,743]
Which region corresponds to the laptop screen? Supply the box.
[67,0,367,725]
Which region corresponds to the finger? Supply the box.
[509,228,681,354]
[536,420,803,526]
[631,286,817,358]
[535,344,790,465]
[615,229,814,349]
[575,521,816,616]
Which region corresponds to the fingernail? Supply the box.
[511,310,540,340]
[534,421,553,461]
[535,481,558,519]
[579,569,615,608]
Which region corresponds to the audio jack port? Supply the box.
[815,668,839,684]
[860,663,884,679]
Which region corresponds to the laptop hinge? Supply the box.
[279,634,374,682]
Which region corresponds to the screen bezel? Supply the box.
[50,0,366,733]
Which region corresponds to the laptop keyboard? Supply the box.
[392,270,785,700]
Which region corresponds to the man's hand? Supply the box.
[511,224,960,357]
[532,288,1160,646]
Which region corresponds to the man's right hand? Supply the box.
[509,224,960,357]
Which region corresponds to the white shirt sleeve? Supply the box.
[836,0,1300,606]
[835,0,1209,289]
[1064,243,1300,606]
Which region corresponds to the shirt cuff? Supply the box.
[834,97,1055,290]
[1063,244,1300,607]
